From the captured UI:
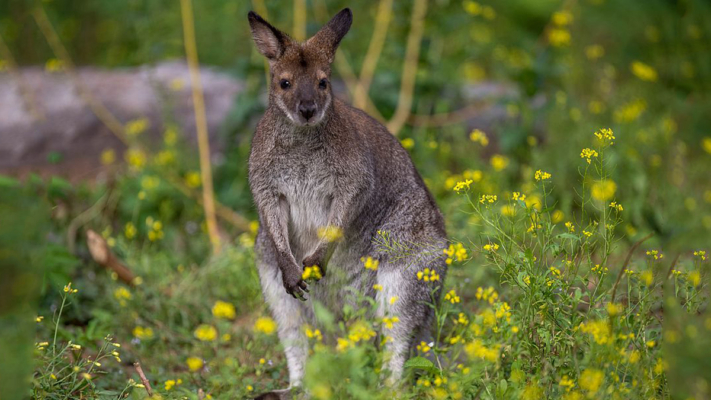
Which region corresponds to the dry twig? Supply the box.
[386,0,428,135]
[133,362,154,397]
[86,230,136,285]
[610,232,654,302]
[180,0,222,254]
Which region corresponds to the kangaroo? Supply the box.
[248,8,447,398]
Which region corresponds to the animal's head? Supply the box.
[248,8,352,127]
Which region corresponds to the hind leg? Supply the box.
[255,234,311,389]
[376,257,444,381]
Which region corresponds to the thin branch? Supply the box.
[386,0,428,135]
[407,101,490,127]
[352,0,394,109]
[133,362,154,397]
[32,6,127,144]
[180,0,222,254]
[610,232,654,302]
[293,0,307,41]
[666,253,681,279]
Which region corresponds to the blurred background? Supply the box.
[1,0,710,398]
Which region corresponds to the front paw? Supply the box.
[282,266,309,301]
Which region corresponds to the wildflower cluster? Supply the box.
[443,242,467,264]
[417,268,441,282]
[302,265,323,280]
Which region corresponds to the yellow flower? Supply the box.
[479,194,498,204]
[469,129,489,146]
[640,270,654,286]
[101,149,116,165]
[165,380,176,391]
[302,265,323,281]
[401,138,415,149]
[317,225,343,242]
[141,175,159,190]
[35,316,44,323]
[416,268,440,282]
[389,296,398,305]
[304,326,323,341]
[382,316,400,329]
[585,44,604,60]
[534,170,551,181]
[579,369,604,394]
[490,154,509,171]
[164,127,178,145]
[373,284,383,291]
[483,243,499,252]
[591,180,617,201]
[184,171,201,188]
[444,289,461,304]
[580,148,598,164]
[254,316,277,335]
[45,58,65,72]
[645,250,664,260]
[548,28,571,47]
[464,339,499,362]
[212,301,236,319]
[169,78,185,91]
[194,324,217,342]
[125,118,150,136]
[688,270,701,287]
[114,287,132,306]
[312,383,332,400]
[593,127,615,144]
[443,243,467,264]
[63,282,78,294]
[155,150,176,166]
[702,137,711,155]
[186,356,203,371]
[552,10,573,26]
[609,202,623,212]
[614,100,646,123]
[453,179,473,193]
[417,341,432,353]
[361,256,379,271]
[125,148,147,170]
[630,61,658,82]
[133,326,154,340]
[578,320,610,345]
[606,303,624,317]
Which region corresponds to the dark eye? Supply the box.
[280,79,291,89]
[318,79,328,90]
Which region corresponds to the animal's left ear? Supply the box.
[306,8,352,63]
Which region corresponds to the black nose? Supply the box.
[299,101,317,121]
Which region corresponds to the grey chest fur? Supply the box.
[273,144,335,262]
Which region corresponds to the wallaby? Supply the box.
[247,8,447,398]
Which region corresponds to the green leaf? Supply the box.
[404,356,435,370]
[556,233,580,241]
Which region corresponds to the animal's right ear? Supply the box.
[248,11,290,60]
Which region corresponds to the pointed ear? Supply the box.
[248,11,291,60]
[307,8,352,63]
